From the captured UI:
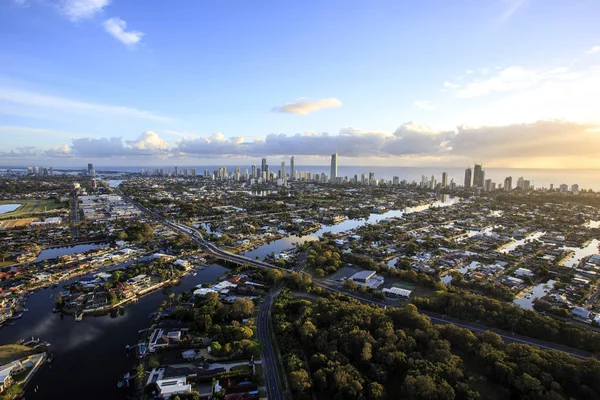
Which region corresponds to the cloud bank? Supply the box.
[272,98,342,115]
[5,120,599,169]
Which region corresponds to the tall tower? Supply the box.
[441,172,448,188]
[464,167,472,188]
[473,164,484,187]
[87,163,93,176]
[330,153,338,183]
[504,177,512,191]
[290,156,295,181]
[280,161,286,181]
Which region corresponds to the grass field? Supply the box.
[0,344,32,365]
[0,199,67,220]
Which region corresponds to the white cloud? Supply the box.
[443,81,459,89]
[71,131,170,158]
[447,65,581,98]
[586,46,600,54]
[59,0,110,22]
[451,64,600,126]
[0,87,170,122]
[414,100,436,111]
[272,98,342,115]
[126,131,168,151]
[499,0,530,22]
[44,144,73,158]
[103,17,143,46]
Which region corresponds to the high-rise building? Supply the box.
[191,168,196,177]
[523,180,531,191]
[280,161,286,181]
[473,164,484,187]
[441,172,448,188]
[517,177,525,190]
[572,184,579,195]
[330,153,338,183]
[504,177,512,192]
[251,165,257,179]
[290,156,295,181]
[485,179,492,192]
[88,163,93,176]
[464,167,472,188]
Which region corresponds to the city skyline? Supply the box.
[2,1,600,168]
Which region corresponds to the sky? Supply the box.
[1,0,600,168]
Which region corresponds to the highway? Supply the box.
[257,286,285,400]
[314,280,597,359]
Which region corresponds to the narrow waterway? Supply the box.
[242,196,460,259]
[0,264,228,400]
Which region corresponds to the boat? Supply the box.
[23,308,28,312]
[11,313,23,320]
[75,312,83,321]
[192,272,197,277]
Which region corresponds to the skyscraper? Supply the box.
[473,164,484,187]
[441,172,448,188]
[88,163,93,176]
[330,153,338,183]
[464,167,472,188]
[504,177,512,191]
[290,156,295,181]
[280,161,286,181]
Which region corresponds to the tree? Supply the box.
[232,298,254,319]
[342,279,359,291]
[107,291,117,305]
[290,369,312,393]
[367,382,385,400]
[135,364,145,383]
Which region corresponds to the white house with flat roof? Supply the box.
[156,377,191,398]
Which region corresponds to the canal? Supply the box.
[242,196,461,259]
[0,264,228,400]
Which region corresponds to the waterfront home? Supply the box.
[0,360,26,393]
[155,377,192,399]
[126,274,152,290]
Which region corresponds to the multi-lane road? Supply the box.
[256,286,285,400]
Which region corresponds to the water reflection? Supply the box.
[0,204,21,214]
[243,196,460,259]
[561,239,600,268]
[513,280,556,310]
[34,243,108,262]
[0,264,227,400]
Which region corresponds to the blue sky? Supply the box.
[1,0,600,167]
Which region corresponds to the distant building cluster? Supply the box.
[79,194,142,220]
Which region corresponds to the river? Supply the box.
[0,264,228,400]
[242,196,460,259]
